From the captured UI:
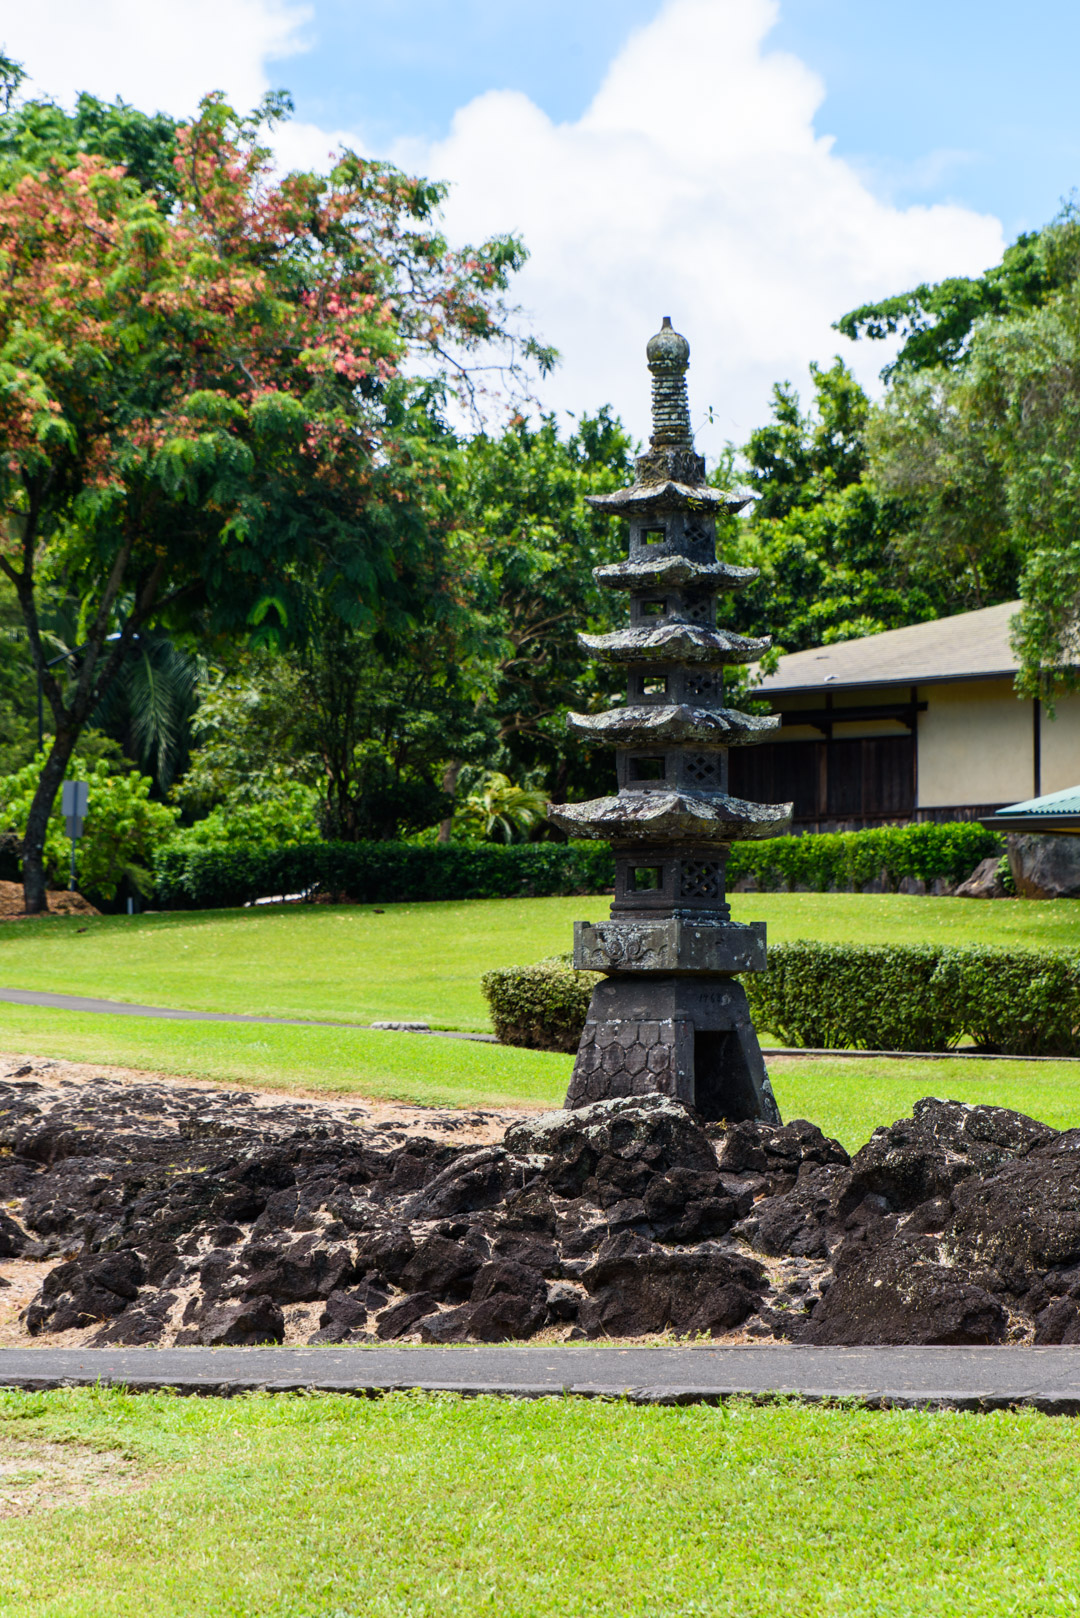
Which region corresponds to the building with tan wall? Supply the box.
[729,601,1080,831]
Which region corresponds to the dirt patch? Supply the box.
[0,883,99,921]
[0,1437,148,1517]
[0,1052,529,1142]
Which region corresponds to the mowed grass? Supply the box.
[2,1001,1080,1148]
[0,1388,1079,1617]
[1,893,1080,1143]
[2,891,1079,1032]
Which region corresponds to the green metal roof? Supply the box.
[981,785,1080,835]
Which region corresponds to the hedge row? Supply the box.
[746,941,1080,1055]
[726,821,1001,892]
[483,941,1080,1057]
[152,820,1000,910]
[153,840,616,910]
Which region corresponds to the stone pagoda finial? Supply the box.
[646,317,693,448]
[548,319,792,1124]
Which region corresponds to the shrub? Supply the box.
[726,821,1002,892]
[0,753,179,901]
[481,957,598,1053]
[745,942,955,1050]
[168,784,320,850]
[152,839,616,910]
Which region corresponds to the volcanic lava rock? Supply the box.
[3,1072,1078,1348]
[177,1293,285,1347]
[578,1231,766,1337]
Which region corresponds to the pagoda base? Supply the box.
[565,974,780,1124]
[574,918,765,974]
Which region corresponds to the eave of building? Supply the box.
[753,600,1023,697]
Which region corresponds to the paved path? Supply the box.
[0,987,495,1041]
[2,1345,1080,1411]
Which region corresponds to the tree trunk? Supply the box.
[22,729,80,914]
[437,760,461,843]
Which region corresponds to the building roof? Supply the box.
[981,784,1080,836]
[756,600,1022,696]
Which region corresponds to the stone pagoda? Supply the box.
[549,318,791,1124]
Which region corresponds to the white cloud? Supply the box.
[3,0,1006,451]
[387,0,1006,452]
[1,0,309,120]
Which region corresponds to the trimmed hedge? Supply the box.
[153,819,998,910]
[485,941,1080,1057]
[747,941,1080,1055]
[727,821,1001,892]
[481,956,598,1054]
[153,839,616,910]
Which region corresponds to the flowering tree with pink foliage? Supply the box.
[0,93,540,910]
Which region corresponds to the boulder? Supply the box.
[579,1230,766,1337]
[954,856,1008,899]
[804,1229,1008,1346]
[843,1098,1054,1213]
[183,1293,285,1346]
[1007,833,1080,899]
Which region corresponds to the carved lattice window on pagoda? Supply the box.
[683,670,719,700]
[684,753,722,787]
[678,860,724,900]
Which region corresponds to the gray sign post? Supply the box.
[61,780,89,892]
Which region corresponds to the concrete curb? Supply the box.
[3,1345,1080,1413]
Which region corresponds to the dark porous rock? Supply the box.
[309,1282,389,1343]
[715,1117,850,1180]
[399,1234,483,1302]
[179,1293,285,1347]
[403,1148,513,1220]
[7,1075,1080,1350]
[579,1230,766,1338]
[0,1209,27,1258]
[466,1290,549,1342]
[354,1228,416,1288]
[1033,1299,1080,1345]
[376,1291,439,1341]
[844,1098,1055,1214]
[941,1132,1080,1294]
[243,1235,360,1304]
[803,1229,1008,1346]
[505,1094,717,1200]
[26,1249,146,1335]
[735,1161,851,1260]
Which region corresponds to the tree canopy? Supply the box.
[0,81,539,905]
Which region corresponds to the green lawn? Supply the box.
[2,892,1079,1032]
[0,1388,1077,1617]
[1,894,1080,1143]
[1,1001,1079,1149]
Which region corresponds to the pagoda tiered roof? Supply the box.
[585,480,751,516]
[553,790,790,843]
[578,623,770,665]
[593,557,757,591]
[566,704,779,747]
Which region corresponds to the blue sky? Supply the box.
[275,0,1080,239]
[8,0,1073,444]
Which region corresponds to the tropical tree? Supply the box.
[719,361,943,657]
[454,408,635,804]
[454,771,548,842]
[0,87,541,909]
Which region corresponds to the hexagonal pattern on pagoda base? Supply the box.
[565,976,780,1124]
